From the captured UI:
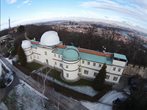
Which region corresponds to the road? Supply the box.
[0,56,88,110]
[0,74,19,101]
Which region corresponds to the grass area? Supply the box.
[24,62,93,86]
[41,66,93,86]
[24,62,111,89]
[25,62,43,72]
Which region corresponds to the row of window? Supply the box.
[82,60,102,67]
[83,69,118,81]
[83,70,97,76]
[112,67,121,72]
[106,75,118,81]
[54,61,119,81]
[54,53,61,58]
[55,62,70,69]
[44,52,122,73]
[29,55,40,60]
[82,60,122,73]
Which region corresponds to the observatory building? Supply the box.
[21,31,127,83]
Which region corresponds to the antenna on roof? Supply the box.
[102,46,106,53]
[8,18,11,29]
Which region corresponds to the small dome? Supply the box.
[63,46,80,61]
[40,31,60,46]
[21,40,31,49]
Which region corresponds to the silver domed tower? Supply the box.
[40,31,60,46]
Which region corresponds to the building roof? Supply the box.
[78,48,112,57]
[31,42,127,65]
[54,47,112,64]
[114,53,127,61]
[62,46,80,61]
[40,31,60,46]
[79,52,112,64]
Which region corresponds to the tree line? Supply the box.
[1,24,147,67]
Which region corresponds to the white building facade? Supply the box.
[22,31,128,83]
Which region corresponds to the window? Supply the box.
[93,62,96,66]
[113,67,116,71]
[113,77,118,81]
[82,60,84,64]
[34,55,36,58]
[45,51,47,55]
[94,72,97,76]
[106,75,110,79]
[55,62,57,65]
[118,68,121,72]
[84,70,88,75]
[54,53,56,57]
[99,64,102,67]
[66,73,69,77]
[79,68,81,72]
[46,59,48,64]
[87,61,90,65]
[66,65,68,68]
[37,56,39,59]
[60,63,62,67]
[30,56,32,59]
[58,54,60,58]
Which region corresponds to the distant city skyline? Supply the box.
[1,0,147,33]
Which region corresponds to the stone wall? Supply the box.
[123,64,147,78]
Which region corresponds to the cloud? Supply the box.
[6,0,17,4]
[80,0,147,33]
[23,0,32,5]
[80,0,147,21]
[17,0,32,8]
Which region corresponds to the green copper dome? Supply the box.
[63,46,80,61]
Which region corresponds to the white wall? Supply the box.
[63,70,79,81]
[105,73,121,83]
[113,60,126,67]
[109,65,124,75]
[80,67,98,78]
[62,60,80,81]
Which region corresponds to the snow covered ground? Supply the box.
[81,90,127,110]
[38,72,97,96]
[0,102,8,110]
[3,81,57,110]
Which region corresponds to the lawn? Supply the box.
[25,62,43,72]
[42,67,93,86]
[25,62,93,86]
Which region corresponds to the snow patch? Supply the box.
[20,80,48,100]
[38,73,97,96]
[81,90,127,110]
[5,58,12,65]
[0,102,8,110]
[81,101,111,110]
[5,82,56,110]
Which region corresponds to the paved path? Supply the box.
[0,56,88,110]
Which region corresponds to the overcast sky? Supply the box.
[1,0,147,33]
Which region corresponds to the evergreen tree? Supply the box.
[93,64,107,91]
[113,76,147,110]
[17,25,25,33]
[17,46,27,66]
